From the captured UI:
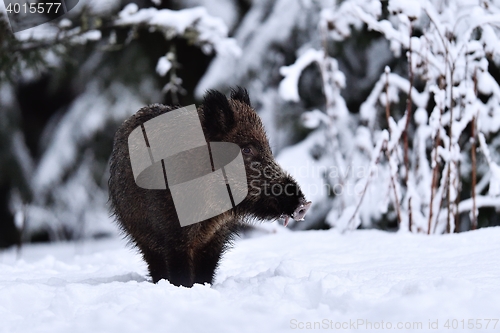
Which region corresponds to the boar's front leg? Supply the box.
[192,223,239,285]
[166,247,194,287]
[192,237,225,285]
[140,246,169,284]
[140,241,193,287]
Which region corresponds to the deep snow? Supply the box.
[1,227,500,333]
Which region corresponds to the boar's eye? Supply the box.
[242,147,253,155]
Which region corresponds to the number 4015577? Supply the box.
[444,319,498,330]
[6,3,62,14]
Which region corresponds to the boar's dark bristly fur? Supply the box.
[109,87,310,287]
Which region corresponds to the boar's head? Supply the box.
[199,87,311,226]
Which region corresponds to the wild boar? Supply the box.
[109,87,311,287]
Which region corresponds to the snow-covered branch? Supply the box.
[279,0,500,234]
[115,4,240,57]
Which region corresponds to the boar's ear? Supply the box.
[230,86,251,107]
[202,89,235,135]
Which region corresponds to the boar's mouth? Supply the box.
[280,198,312,227]
[243,171,311,226]
[241,195,312,226]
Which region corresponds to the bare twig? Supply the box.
[348,133,388,226]
[408,197,413,232]
[385,68,392,123]
[428,99,444,234]
[433,160,450,234]
[404,22,414,229]
[470,123,478,229]
[446,62,455,233]
[404,22,413,186]
[454,160,461,233]
[471,69,478,230]
[384,67,403,226]
[319,21,347,211]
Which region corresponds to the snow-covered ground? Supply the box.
[1,227,500,333]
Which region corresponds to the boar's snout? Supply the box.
[282,197,311,227]
[292,198,312,221]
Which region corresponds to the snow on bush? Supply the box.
[4,1,240,85]
[113,3,240,99]
[279,0,500,233]
[115,3,240,57]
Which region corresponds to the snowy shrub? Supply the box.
[1,1,239,90]
[279,0,500,233]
